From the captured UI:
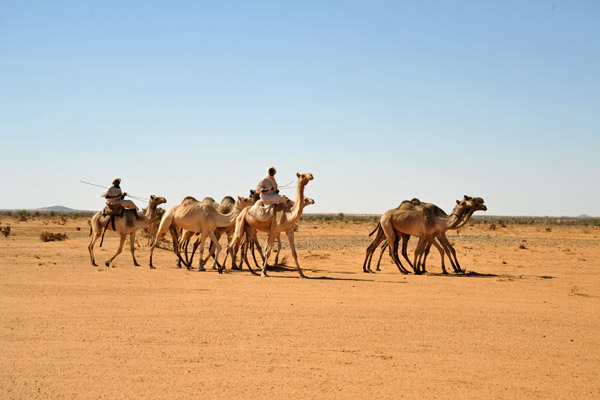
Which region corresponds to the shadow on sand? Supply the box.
[425,271,556,280]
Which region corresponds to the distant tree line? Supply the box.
[300,214,600,226]
[0,210,95,218]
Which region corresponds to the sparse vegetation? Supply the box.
[140,206,166,245]
[1,225,10,238]
[300,214,599,226]
[40,232,68,242]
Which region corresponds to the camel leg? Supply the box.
[363,228,384,273]
[252,236,265,268]
[207,231,222,271]
[210,232,224,270]
[285,230,306,279]
[129,233,140,266]
[88,232,101,266]
[421,241,433,273]
[169,226,183,268]
[106,234,126,267]
[195,233,207,271]
[375,242,387,271]
[260,235,277,277]
[438,234,462,272]
[149,212,179,269]
[240,239,259,276]
[274,235,282,265]
[381,224,408,274]
[400,233,415,272]
[428,236,447,274]
[413,237,428,274]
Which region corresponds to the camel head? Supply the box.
[236,196,255,209]
[304,197,315,206]
[296,172,314,186]
[451,197,474,217]
[149,195,167,206]
[249,189,260,202]
[461,195,487,212]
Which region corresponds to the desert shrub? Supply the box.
[1,226,10,238]
[40,232,68,242]
[16,210,28,222]
[140,206,166,245]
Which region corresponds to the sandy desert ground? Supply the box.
[0,216,599,399]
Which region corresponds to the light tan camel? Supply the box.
[241,197,316,270]
[176,196,237,268]
[378,196,477,274]
[363,196,487,273]
[224,172,314,278]
[88,195,167,267]
[149,195,254,269]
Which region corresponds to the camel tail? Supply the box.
[88,219,92,237]
[369,222,381,237]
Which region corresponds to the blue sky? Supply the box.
[1,1,598,215]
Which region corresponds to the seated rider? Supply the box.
[101,178,143,219]
[255,166,285,206]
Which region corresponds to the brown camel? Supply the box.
[363,196,487,273]
[377,195,482,274]
[224,172,314,278]
[149,195,254,270]
[88,195,167,267]
[411,196,486,273]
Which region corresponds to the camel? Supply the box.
[88,195,167,267]
[376,195,485,274]
[363,196,487,273]
[224,172,314,278]
[241,197,316,270]
[149,195,254,270]
[175,196,236,268]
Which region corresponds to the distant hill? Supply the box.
[39,206,79,212]
[577,214,592,219]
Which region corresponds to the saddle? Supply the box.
[102,204,125,231]
[247,202,274,222]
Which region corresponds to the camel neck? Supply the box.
[454,209,475,229]
[290,180,306,221]
[445,208,465,230]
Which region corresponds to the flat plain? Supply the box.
[0,216,599,399]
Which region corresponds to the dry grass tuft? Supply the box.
[40,232,68,242]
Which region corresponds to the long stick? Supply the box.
[80,181,149,203]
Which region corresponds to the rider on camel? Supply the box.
[255,166,285,206]
[101,178,143,220]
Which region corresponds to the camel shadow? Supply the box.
[425,271,556,280]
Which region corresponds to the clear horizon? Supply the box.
[1,1,598,216]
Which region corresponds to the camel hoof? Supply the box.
[198,267,206,272]
[134,263,140,267]
[105,261,110,267]
[211,265,217,270]
[91,262,97,267]
[261,273,268,277]
[376,268,381,271]
[149,265,156,270]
